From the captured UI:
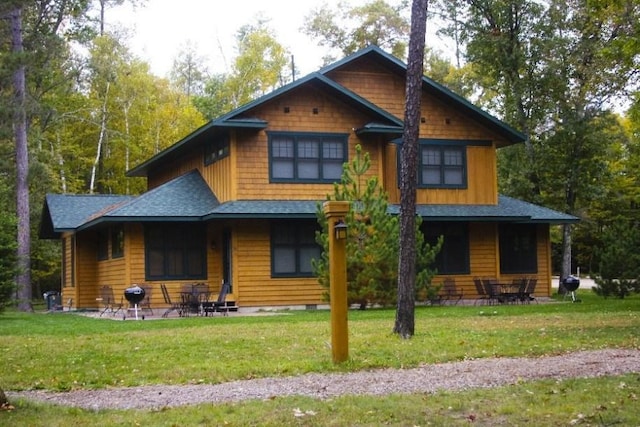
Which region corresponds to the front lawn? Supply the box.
[1,290,638,425]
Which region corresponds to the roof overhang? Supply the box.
[41,193,578,240]
[201,196,578,224]
[127,119,267,177]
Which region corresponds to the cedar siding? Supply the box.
[40,46,577,312]
[384,143,498,205]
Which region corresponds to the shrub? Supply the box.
[314,145,440,308]
[592,222,640,298]
[0,210,17,312]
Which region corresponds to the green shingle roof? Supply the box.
[203,196,578,223]
[388,195,578,223]
[42,174,576,239]
[98,170,219,223]
[205,200,320,219]
[40,170,219,238]
[40,194,135,238]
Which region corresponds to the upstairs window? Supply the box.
[268,132,347,182]
[420,145,466,188]
[204,135,230,166]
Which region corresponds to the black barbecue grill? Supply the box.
[123,285,146,320]
[562,276,581,303]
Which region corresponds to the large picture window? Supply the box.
[422,222,470,274]
[271,221,321,277]
[499,224,538,274]
[420,145,466,188]
[269,132,347,182]
[145,224,207,280]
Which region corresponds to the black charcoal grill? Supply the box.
[123,285,146,320]
[562,276,581,303]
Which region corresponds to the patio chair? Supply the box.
[210,281,233,316]
[512,278,528,304]
[473,277,488,305]
[482,278,502,305]
[177,284,194,316]
[524,278,538,303]
[193,283,210,312]
[160,284,181,318]
[498,278,522,304]
[98,285,123,317]
[441,278,463,305]
[139,284,154,315]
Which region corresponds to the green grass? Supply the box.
[1,290,639,425]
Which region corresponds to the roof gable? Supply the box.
[127,72,403,177]
[128,46,524,177]
[321,45,526,145]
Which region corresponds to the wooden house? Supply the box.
[40,46,577,312]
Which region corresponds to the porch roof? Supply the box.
[390,195,579,224]
[204,196,578,224]
[40,170,219,238]
[94,170,219,224]
[41,177,577,239]
[40,194,136,238]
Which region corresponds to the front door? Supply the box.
[222,228,232,291]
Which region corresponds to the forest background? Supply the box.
[0,0,639,310]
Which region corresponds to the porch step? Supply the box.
[202,300,238,314]
[223,301,238,312]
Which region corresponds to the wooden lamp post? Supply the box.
[322,200,350,363]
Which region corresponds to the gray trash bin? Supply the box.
[43,291,61,310]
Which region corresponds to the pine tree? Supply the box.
[314,145,439,308]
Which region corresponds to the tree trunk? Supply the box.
[51,134,67,193]
[11,6,33,312]
[0,385,7,406]
[90,81,110,194]
[558,223,573,294]
[394,0,428,339]
[123,102,131,194]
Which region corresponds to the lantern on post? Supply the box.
[334,219,348,240]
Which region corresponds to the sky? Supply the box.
[108,0,450,79]
[109,0,372,78]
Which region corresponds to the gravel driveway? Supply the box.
[8,348,640,410]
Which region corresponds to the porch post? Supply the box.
[323,200,350,363]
